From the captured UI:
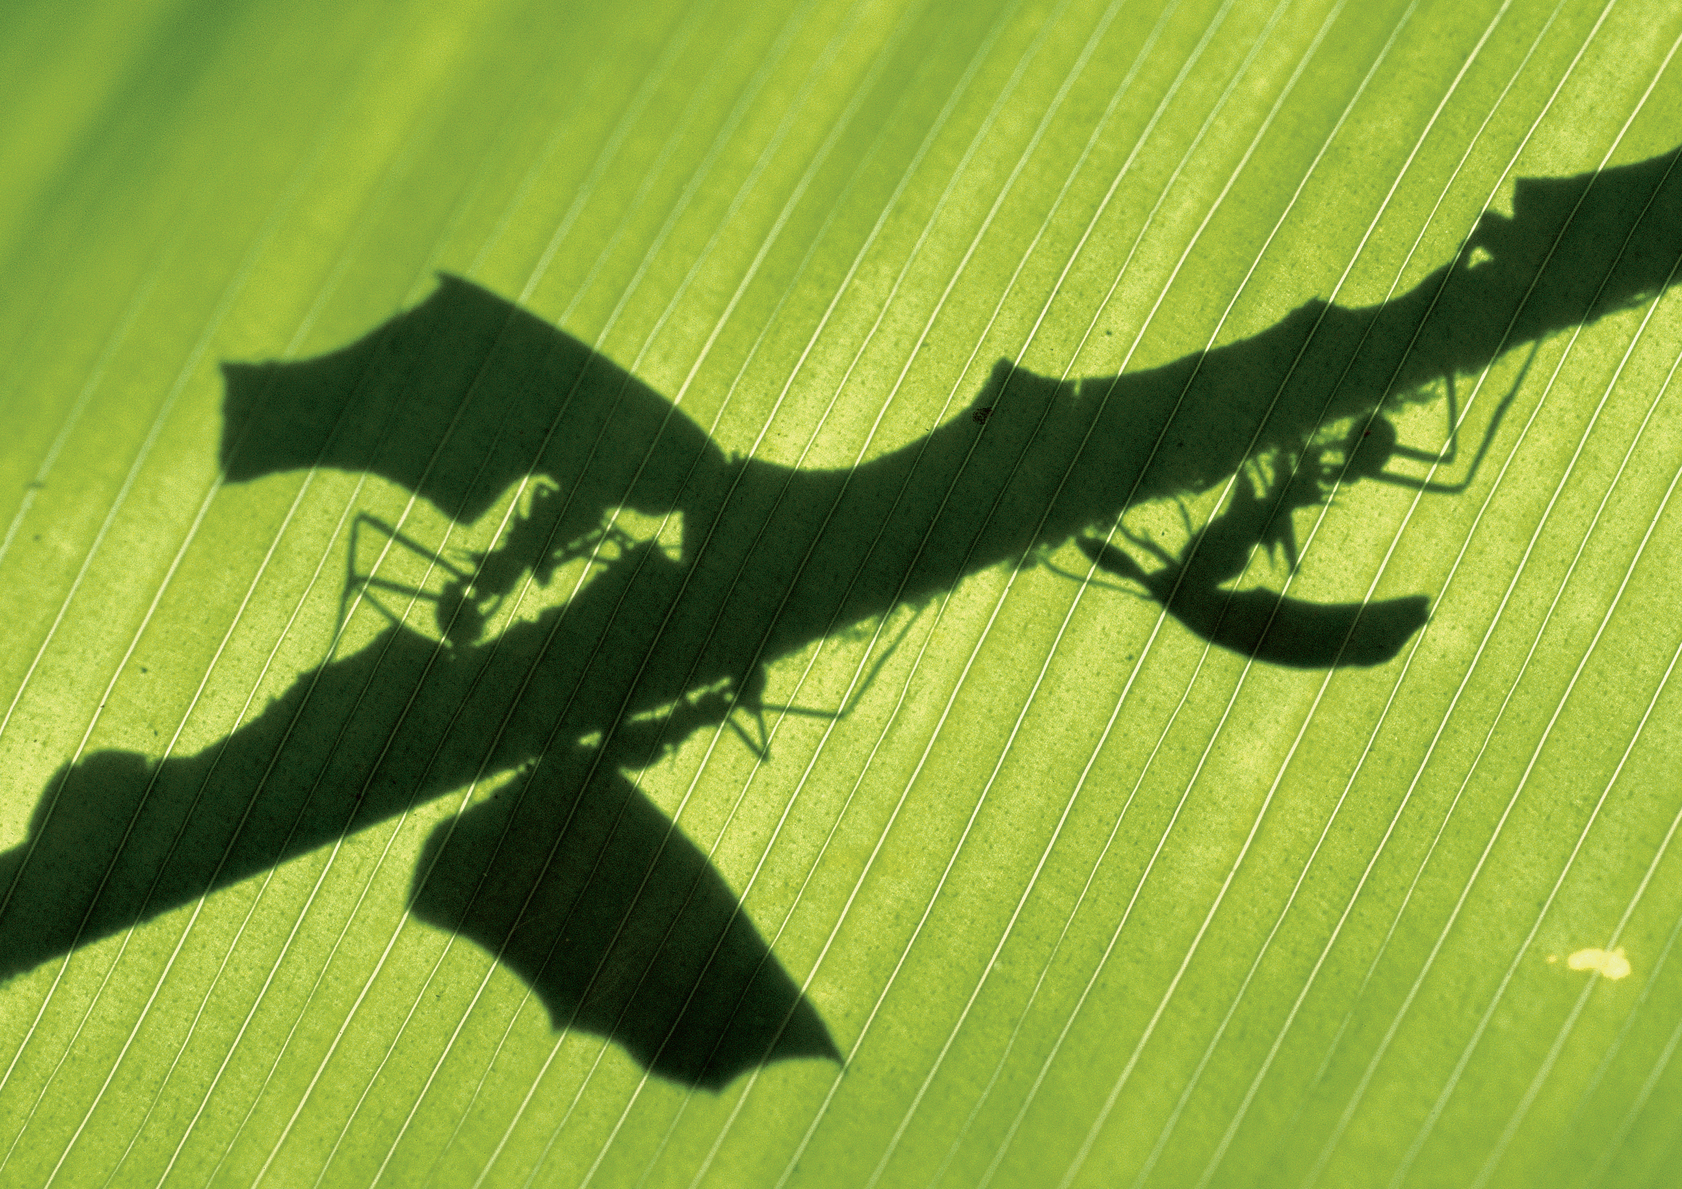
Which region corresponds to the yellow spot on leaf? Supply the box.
[1566,947,1630,980]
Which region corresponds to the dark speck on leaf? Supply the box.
[972,407,992,424]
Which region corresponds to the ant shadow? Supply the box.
[1,142,1677,1091]
[1076,348,1531,667]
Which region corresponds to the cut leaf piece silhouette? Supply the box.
[409,761,838,1091]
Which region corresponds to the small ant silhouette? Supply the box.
[1077,477,1432,667]
[335,481,595,650]
[335,478,918,761]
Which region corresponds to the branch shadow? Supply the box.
[1,143,1677,1090]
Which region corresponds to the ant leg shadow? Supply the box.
[407,757,837,1091]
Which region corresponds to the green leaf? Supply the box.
[3,0,1681,1185]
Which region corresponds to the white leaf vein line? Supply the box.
[151,5,727,1181]
[570,0,1153,1179]
[1138,3,1583,1182]
[763,0,1352,1183]
[1582,934,1682,1189]
[1471,339,1682,1189]
[617,0,1159,1176]
[1164,4,1623,1175]
[1573,657,1682,1189]
[1383,166,1682,1189]
[0,26,400,1169]
[372,6,879,1182]
[84,52,548,1186]
[605,7,1060,1183]
[932,3,1424,1180]
[318,0,905,1180]
[489,0,1100,1179]
[434,0,1088,1177]
[392,5,991,1180]
[770,0,1372,1183]
[242,0,901,1183]
[141,30,647,1177]
[1296,36,1681,1189]
[987,5,1525,1183]
[867,0,1359,1182]
[1235,15,1630,1181]
[1179,1,1579,1180]
[235,9,818,1186]
[530,8,954,1185]
[0,228,182,984]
